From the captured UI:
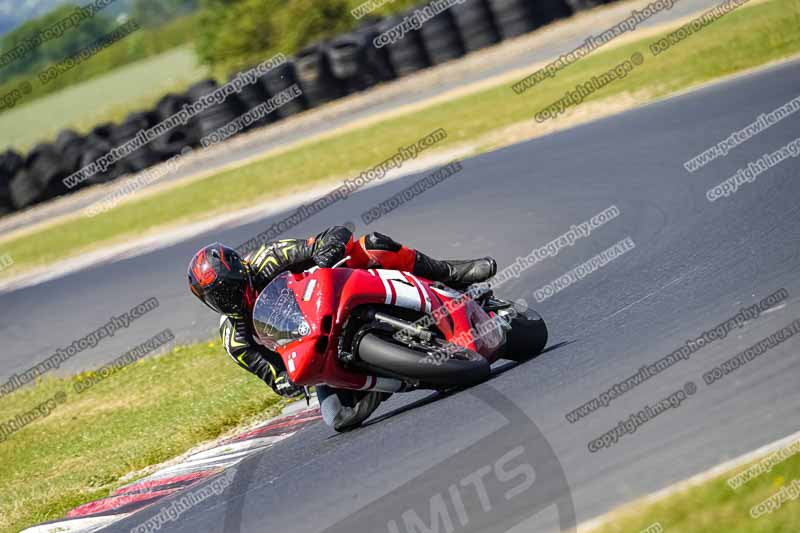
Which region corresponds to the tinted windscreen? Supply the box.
[252,273,309,351]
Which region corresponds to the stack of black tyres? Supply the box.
[353,20,397,84]
[54,129,86,178]
[327,28,396,94]
[11,143,67,207]
[0,0,593,219]
[418,2,465,65]
[230,69,275,130]
[0,150,23,214]
[564,0,600,11]
[111,111,162,172]
[376,15,430,77]
[295,44,345,108]
[530,0,572,26]
[450,0,501,52]
[486,0,541,38]
[79,124,124,185]
[186,79,245,142]
[262,60,308,119]
[327,34,369,94]
[152,93,197,158]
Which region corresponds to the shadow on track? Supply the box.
[359,340,575,429]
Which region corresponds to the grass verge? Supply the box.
[0,339,285,533]
[588,438,800,532]
[0,46,207,152]
[1,0,799,276]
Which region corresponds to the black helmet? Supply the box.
[188,243,253,317]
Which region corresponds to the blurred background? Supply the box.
[0,0,605,217]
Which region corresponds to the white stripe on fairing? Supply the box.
[407,273,432,313]
[303,279,317,301]
[375,270,392,304]
[20,513,133,533]
[377,270,421,310]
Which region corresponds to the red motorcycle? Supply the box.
[252,259,548,395]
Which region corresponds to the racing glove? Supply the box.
[312,225,352,267]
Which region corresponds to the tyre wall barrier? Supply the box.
[1,0,616,216]
[0,150,23,214]
[450,0,501,53]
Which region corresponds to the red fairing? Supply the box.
[261,268,501,390]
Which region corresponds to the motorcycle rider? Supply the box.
[188,225,496,431]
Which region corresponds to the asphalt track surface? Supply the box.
[5,57,800,531]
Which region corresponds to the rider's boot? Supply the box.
[413,252,497,289]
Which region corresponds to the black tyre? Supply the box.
[0,150,23,215]
[262,60,308,119]
[357,332,490,388]
[500,310,548,362]
[111,111,161,172]
[54,129,87,175]
[327,34,378,93]
[486,0,539,39]
[295,43,346,107]
[186,79,245,141]
[230,68,275,129]
[152,93,198,157]
[25,143,69,199]
[81,124,127,185]
[10,170,45,209]
[354,22,397,83]
[564,0,600,11]
[418,3,465,65]
[530,0,573,25]
[450,0,501,52]
[376,15,431,77]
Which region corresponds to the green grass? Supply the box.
[0,339,285,533]
[0,13,202,126]
[589,441,800,532]
[1,0,799,276]
[0,46,207,151]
